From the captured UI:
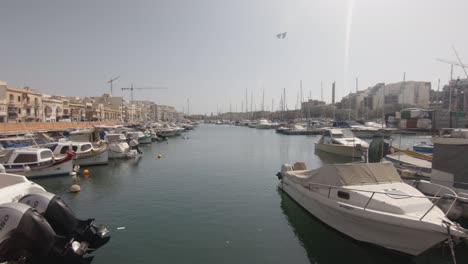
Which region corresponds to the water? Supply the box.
[34,125,468,264]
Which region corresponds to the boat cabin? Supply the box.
[321,128,355,144]
[0,148,55,168]
[104,134,127,143]
[53,142,94,156]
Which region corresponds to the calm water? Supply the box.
[34,125,468,264]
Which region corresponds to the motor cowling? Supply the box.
[19,192,110,251]
[0,203,55,262]
[0,203,94,264]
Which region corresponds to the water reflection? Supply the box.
[278,188,468,264]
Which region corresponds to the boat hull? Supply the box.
[138,136,152,144]
[315,143,365,158]
[279,178,450,255]
[9,159,74,178]
[413,146,433,154]
[108,149,138,159]
[157,130,179,137]
[74,149,109,166]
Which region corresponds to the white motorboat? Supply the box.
[157,124,180,137]
[281,124,307,135]
[315,128,368,158]
[277,162,468,255]
[52,141,109,166]
[126,131,152,144]
[333,121,392,138]
[255,119,272,129]
[0,148,74,178]
[104,134,138,159]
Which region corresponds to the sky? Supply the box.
[1,0,468,114]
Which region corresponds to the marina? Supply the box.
[2,1,468,263]
[10,124,465,263]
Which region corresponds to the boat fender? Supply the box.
[0,164,5,173]
[19,192,111,252]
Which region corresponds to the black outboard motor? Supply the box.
[19,192,110,251]
[0,203,93,264]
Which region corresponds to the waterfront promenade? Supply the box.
[0,121,121,132]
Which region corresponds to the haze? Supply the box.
[1,0,467,114]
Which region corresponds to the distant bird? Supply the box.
[276,32,287,39]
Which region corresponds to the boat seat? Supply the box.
[293,162,307,170]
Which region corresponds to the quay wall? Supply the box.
[0,121,122,132]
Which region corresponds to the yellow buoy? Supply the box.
[83,169,89,176]
[70,184,81,193]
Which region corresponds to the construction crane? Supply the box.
[107,76,120,95]
[436,45,468,79]
[121,83,168,102]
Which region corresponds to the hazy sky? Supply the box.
[1,0,467,114]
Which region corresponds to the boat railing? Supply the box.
[305,182,467,221]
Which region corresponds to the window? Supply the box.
[337,191,350,200]
[13,153,38,163]
[59,145,70,154]
[72,146,78,152]
[9,94,14,103]
[324,131,331,137]
[18,108,21,114]
[81,144,92,152]
[40,150,53,159]
[17,96,21,102]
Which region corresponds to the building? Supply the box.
[42,95,64,122]
[0,81,43,123]
[338,81,431,119]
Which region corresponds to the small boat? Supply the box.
[413,142,434,154]
[282,124,306,135]
[126,131,152,144]
[255,119,272,129]
[277,162,468,255]
[52,141,109,166]
[315,128,368,158]
[104,133,139,159]
[0,148,74,178]
[384,153,432,173]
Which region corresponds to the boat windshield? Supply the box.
[332,129,354,138]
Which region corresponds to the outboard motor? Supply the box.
[0,203,93,264]
[19,192,110,252]
[129,139,142,154]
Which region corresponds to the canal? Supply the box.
[34,124,468,264]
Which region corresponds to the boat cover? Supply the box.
[284,162,402,187]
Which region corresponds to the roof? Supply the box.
[285,162,402,187]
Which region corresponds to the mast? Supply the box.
[245,88,248,113]
[320,81,323,102]
[262,88,265,111]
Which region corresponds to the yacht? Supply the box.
[104,133,139,159]
[255,119,272,129]
[52,141,109,166]
[315,128,368,158]
[0,148,74,178]
[277,162,468,255]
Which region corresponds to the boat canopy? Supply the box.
[285,162,402,187]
